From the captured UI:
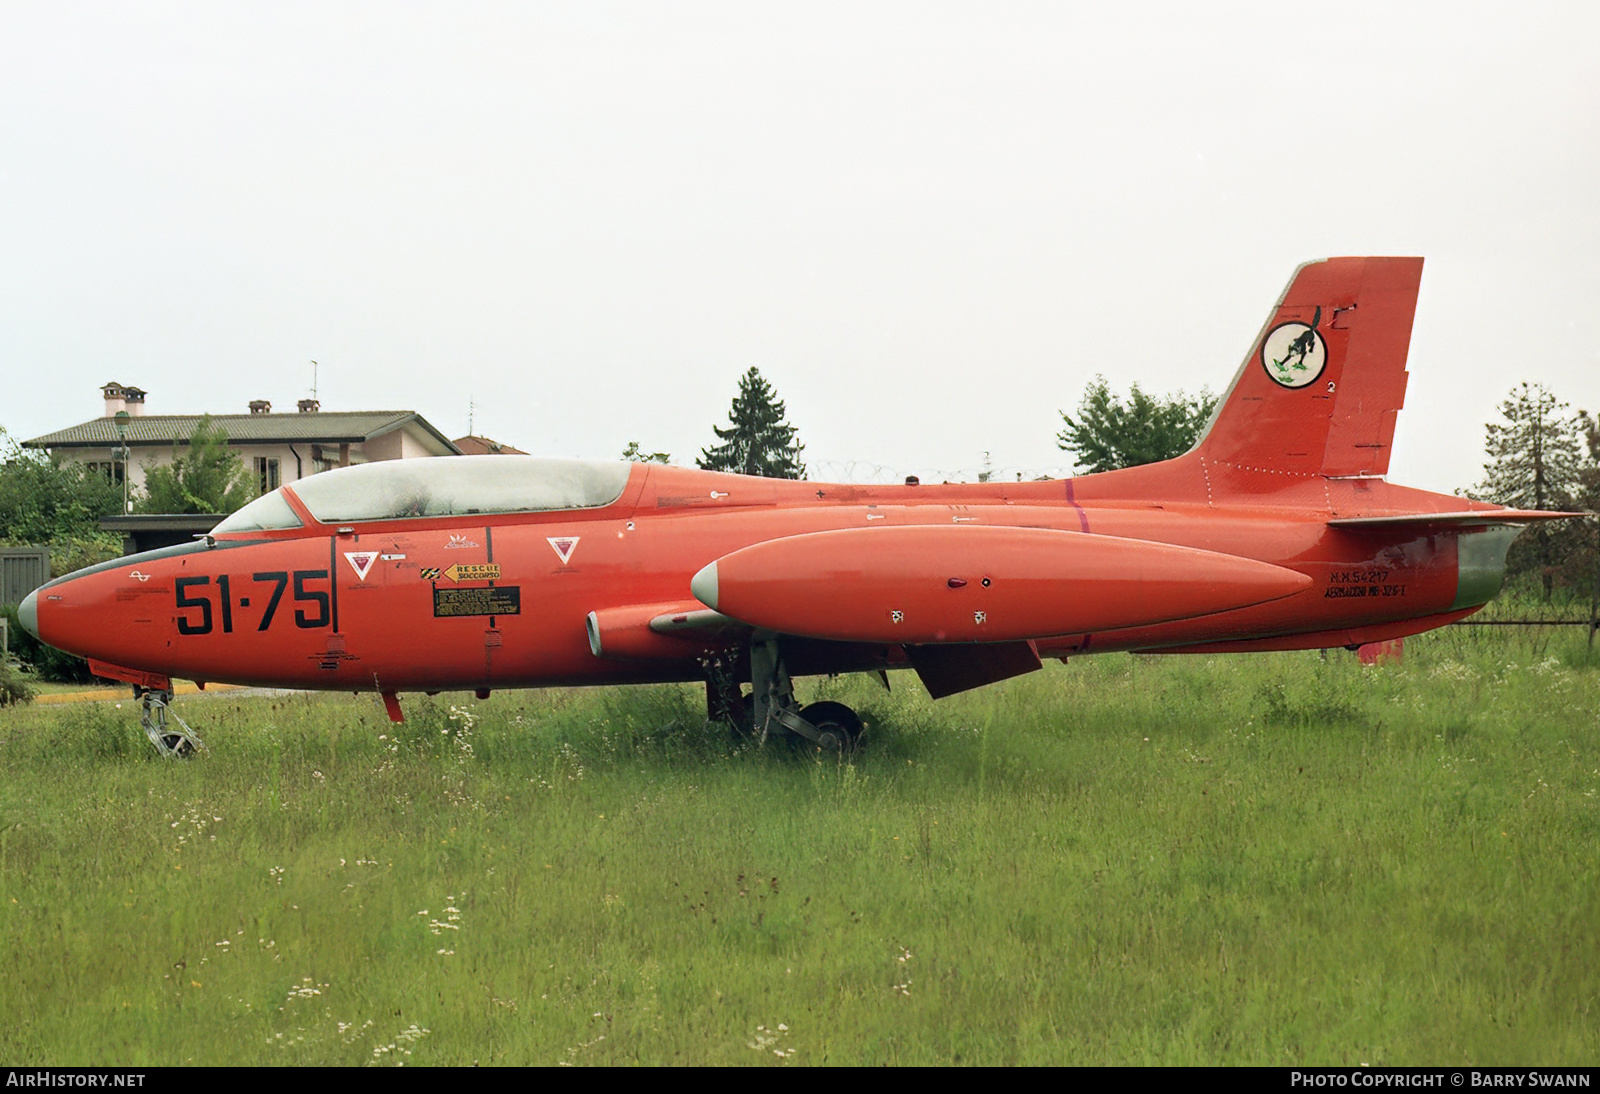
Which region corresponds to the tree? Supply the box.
[1475,383,1583,511]
[1556,410,1600,624]
[1057,377,1217,474]
[0,425,123,570]
[0,425,125,683]
[621,441,672,464]
[698,367,806,479]
[1473,383,1586,598]
[136,416,255,515]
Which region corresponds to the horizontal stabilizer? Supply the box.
[1328,509,1584,529]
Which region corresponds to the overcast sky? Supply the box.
[3,1,1596,494]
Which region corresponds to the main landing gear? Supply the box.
[705,634,866,752]
[135,686,204,758]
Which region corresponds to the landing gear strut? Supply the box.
[136,687,204,758]
[704,634,864,751]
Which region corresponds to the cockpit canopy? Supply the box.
[212,456,633,533]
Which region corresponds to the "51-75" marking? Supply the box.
[175,571,331,635]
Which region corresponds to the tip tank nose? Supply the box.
[690,562,719,610]
[17,588,39,640]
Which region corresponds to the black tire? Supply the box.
[797,701,864,750]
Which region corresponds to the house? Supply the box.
[451,434,529,456]
[24,382,462,500]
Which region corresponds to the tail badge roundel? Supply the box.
[1260,307,1327,388]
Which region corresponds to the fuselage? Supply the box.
[20,455,1518,698]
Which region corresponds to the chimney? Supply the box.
[249,399,272,415]
[102,382,148,417]
[297,398,320,413]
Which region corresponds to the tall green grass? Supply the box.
[0,628,1594,1065]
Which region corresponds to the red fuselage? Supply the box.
[23,460,1503,699]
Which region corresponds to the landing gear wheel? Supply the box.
[740,634,866,753]
[136,687,204,758]
[797,701,864,751]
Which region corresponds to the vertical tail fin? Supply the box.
[1195,256,1424,484]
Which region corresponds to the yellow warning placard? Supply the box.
[444,563,500,582]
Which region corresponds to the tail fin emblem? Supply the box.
[1260,306,1327,388]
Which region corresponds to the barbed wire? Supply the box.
[805,458,1077,484]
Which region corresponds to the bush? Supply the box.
[0,658,34,705]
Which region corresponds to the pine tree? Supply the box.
[698,368,806,479]
[1474,383,1585,598]
[1554,410,1600,625]
[1057,376,1217,474]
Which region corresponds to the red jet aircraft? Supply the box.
[19,257,1574,754]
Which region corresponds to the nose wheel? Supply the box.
[136,687,204,758]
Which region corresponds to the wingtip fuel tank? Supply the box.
[691,525,1313,644]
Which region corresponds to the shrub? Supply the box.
[0,658,34,706]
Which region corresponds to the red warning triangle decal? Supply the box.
[547,536,579,565]
[344,551,378,581]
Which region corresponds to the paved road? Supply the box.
[32,682,305,706]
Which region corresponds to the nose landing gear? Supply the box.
[136,687,204,758]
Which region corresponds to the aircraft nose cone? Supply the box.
[690,562,719,610]
[17,589,39,640]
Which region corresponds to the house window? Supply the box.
[85,460,126,485]
[255,457,281,494]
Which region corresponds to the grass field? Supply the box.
[0,626,1595,1066]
